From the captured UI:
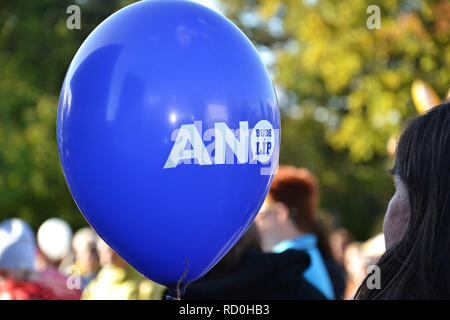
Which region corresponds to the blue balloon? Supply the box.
[57,0,280,291]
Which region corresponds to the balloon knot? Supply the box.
[174,259,189,300]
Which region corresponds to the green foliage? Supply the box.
[0,0,448,239]
[0,0,123,230]
[224,0,449,238]
[227,0,449,160]
[279,109,394,239]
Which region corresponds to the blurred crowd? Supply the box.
[176,101,450,300]
[178,166,386,300]
[0,217,165,300]
[0,165,385,300]
[1,97,448,301]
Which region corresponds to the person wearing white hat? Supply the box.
[37,218,73,265]
[0,218,58,300]
[34,218,81,300]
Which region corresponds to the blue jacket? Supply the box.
[273,234,335,299]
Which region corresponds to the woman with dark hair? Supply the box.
[356,101,450,299]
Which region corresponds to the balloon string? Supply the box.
[175,259,189,300]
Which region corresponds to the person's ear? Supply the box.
[383,176,411,249]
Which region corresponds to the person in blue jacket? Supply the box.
[255,166,344,300]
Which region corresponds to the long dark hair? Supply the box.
[355,101,450,299]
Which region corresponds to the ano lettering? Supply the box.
[164,120,275,169]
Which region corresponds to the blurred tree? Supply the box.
[225,0,449,159]
[0,0,448,239]
[222,0,449,238]
[0,0,124,230]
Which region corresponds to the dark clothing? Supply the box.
[323,256,347,300]
[174,249,326,300]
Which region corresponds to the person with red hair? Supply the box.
[255,166,337,299]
